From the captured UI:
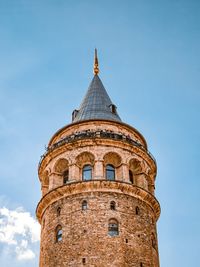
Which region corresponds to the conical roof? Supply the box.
[72,74,121,122]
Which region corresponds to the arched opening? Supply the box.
[129,170,134,184]
[82,200,88,210]
[54,158,69,173]
[54,158,69,185]
[110,201,116,210]
[82,165,92,181]
[55,225,62,242]
[106,164,115,180]
[63,170,69,184]
[103,152,122,180]
[129,158,144,187]
[108,218,119,236]
[76,152,95,180]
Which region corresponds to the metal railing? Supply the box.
[39,130,156,168]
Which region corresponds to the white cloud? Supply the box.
[0,207,40,261]
[15,240,35,260]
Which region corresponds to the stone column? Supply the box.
[136,173,148,190]
[94,160,104,179]
[49,172,62,190]
[120,163,129,182]
[70,164,80,182]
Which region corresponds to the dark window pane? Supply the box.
[129,170,134,184]
[63,170,69,184]
[136,206,140,215]
[57,207,61,216]
[110,201,116,210]
[82,200,88,210]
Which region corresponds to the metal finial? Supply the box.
[93,48,99,75]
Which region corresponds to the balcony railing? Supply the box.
[39,130,156,168]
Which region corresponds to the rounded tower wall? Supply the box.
[39,121,156,197]
[39,191,159,267]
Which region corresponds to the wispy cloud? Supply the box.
[0,207,40,261]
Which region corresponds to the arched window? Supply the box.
[82,200,88,210]
[110,201,116,210]
[63,170,69,184]
[106,164,115,181]
[108,219,119,236]
[129,170,134,184]
[136,206,140,215]
[57,207,61,216]
[82,165,92,181]
[56,225,62,242]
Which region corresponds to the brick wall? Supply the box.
[39,192,159,267]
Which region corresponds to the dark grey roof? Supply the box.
[72,75,121,123]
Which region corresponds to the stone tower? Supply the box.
[36,50,160,267]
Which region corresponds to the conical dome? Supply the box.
[72,75,121,122]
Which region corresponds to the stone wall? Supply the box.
[37,120,160,267]
[39,191,159,267]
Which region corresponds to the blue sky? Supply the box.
[0,1,199,266]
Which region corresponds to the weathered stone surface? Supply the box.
[37,120,160,267]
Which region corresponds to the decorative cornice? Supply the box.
[36,180,160,223]
[48,119,148,148]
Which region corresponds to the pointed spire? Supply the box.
[72,51,121,123]
[72,75,121,123]
[93,48,99,75]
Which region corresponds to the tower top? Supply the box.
[93,48,99,75]
[72,50,121,123]
[72,75,121,122]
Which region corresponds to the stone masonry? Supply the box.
[36,53,160,267]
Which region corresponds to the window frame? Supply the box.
[82,164,92,181]
[56,225,63,242]
[108,219,119,236]
[129,170,134,184]
[63,169,69,184]
[82,200,88,210]
[110,201,116,210]
[106,164,115,181]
